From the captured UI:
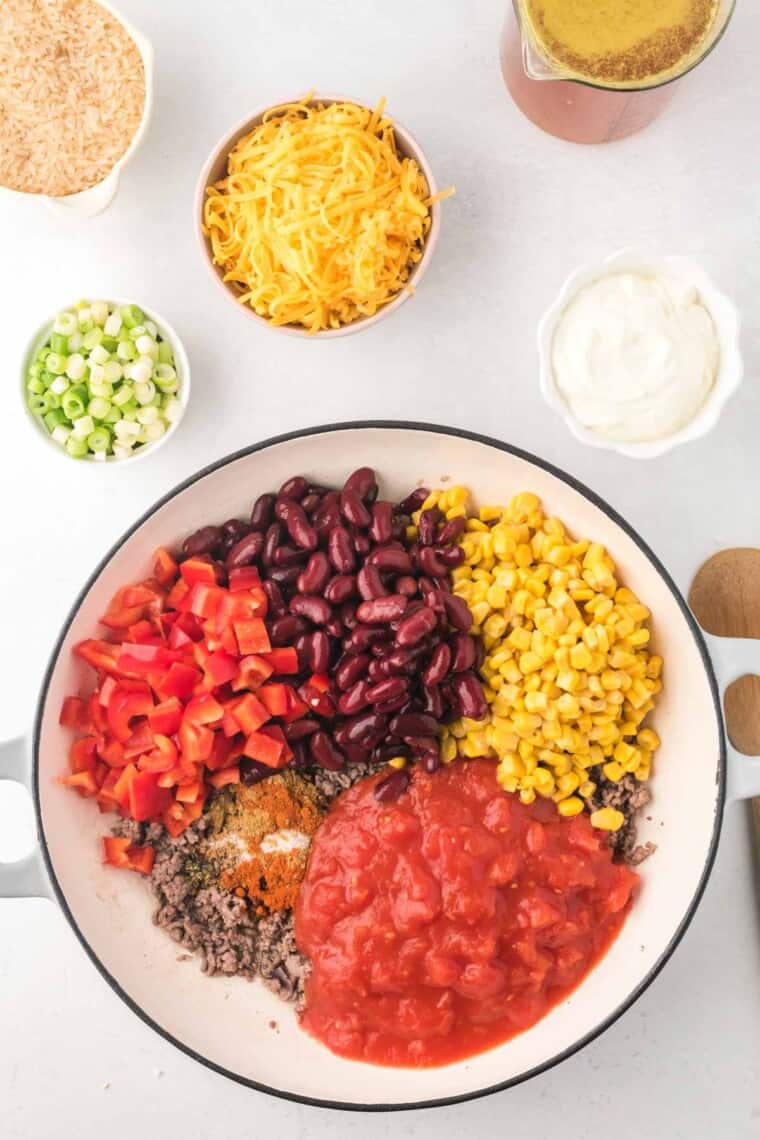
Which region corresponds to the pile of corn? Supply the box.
[411,487,662,831]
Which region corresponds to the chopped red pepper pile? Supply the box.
[60,548,323,858]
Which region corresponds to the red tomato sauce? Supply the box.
[295,759,638,1067]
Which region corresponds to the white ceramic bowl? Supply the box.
[2,423,759,1110]
[21,299,191,465]
[538,250,743,459]
[0,0,154,219]
[195,94,442,338]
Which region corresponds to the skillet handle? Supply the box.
[0,737,51,899]
[703,635,760,803]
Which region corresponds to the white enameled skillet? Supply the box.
[2,422,759,1111]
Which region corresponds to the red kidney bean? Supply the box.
[418,546,449,578]
[262,523,282,567]
[390,712,439,739]
[353,532,372,556]
[294,633,310,672]
[344,712,387,749]
[340,602,359,632]
[328,526,355,573]
[308,630,331,673]
[357,595,408,624]
[435,544,465,567]
[374,768,410,802]
[405,735,439,757]
[261,579,286,617]
[418,508,442,546]
[344,624,390,653]
[281,501,317,551]
[324,574,356,604]
[250,492,276,531]
[270,614,308,646]
[217,535,235,560]
[357,564,388,601]
[290,739,311,768]
[225,531,264,569]
[423,642,452,686]
[268,565,301,587]
[301,492,322,516]
[284,718,319,742]
[473,638,486,671]
[391,517,407,541]
[367,657,390,682]
[337,680,372,716]
[369,501,393,543]
[450,631,477,672]
[444,593,473,631]
[373,740,408,762]
[221,518,248,540]
[340,488,371,528]
[452,672,488,720]
[298,551,331,594]
[368,546,413,575]
[343,466,378,503]
[274,497,290,522]
[384,644,427,674]
[366,677,408,705]
[278,475,309,501]
[313,492,341,537]
[181,525,222,559]
[374,693,411,715]
[289,594,332,625]
[335,653,370,690]
[240,758,272,785]
[395,605,437,647]
[299,682,336,719]
[325,616,343,639]
[310,731,346,771]
[273,544,308,567]
[423,588,448,614]
[437,517,466,545]
[397,487,428,515]
[422,751,441,773]
[422,683,444,719]
[396,575,418,598]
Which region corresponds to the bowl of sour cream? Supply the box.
[538,249,743,459]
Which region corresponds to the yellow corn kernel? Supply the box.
[508,626,531,652]
[440,737,458,764]
[446,505,467,520]
[590,808,625,832]
[486,584,507,609]
[556,771,580,797]
[558,796,584,817]
[628,628,650,647]
[470,601,491,626]
[388,756,407,769]
[533,767,556,797]
[646,655,663,680]
[466,518,489,533]
[556,668,580,693]
[578,780,597,799]
[479,506,503,523]
[569,642,591,671]
[519,787,536,805]
[637,728,660,751]
[556,693,581,719]
[524,690,548,714]
[602,760,624,782]
[519,651,543,675]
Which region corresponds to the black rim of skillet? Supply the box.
[32,420,726,1113]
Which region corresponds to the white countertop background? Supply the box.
[1,1,759,1136]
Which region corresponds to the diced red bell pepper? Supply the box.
[175,779,204,804]
[113,763,138,810]
[206,732,238,771]
[160,661,201,701]
[123,721,155,760]
[184,693,224,726]
[96,769,122,812]
[126,845,156,874]
[154,547,179,586]
[138,732,179,773]
[100,586,146,630]
[261,647,299,675]
[204,649,239,687]
[230,692,271,735]
[180,557,219,586]
[183,581,224,620]
[148,697,183,736]
[282,690,309,723]
[298,681,336,718]
[117,643,177,675]
[76,639,121,674]
[258,683,291,718]
[231,654,274,692]
[89,691,109,734]
[60,696,89,730]
[178,719,214,764]
[129,770,173,822]
[234,618,271,656]
[59,770,99,797]
[69,737,98,773]
[122,582,165,610]
[166,578,190,609]
[102,836,131,867]
[208,765,241,789]
[127,619,160,644]
[242,724,291,769]
[98,675,118,708]
[228,566,261,592]
[107,687,154,742]
[97,737,126,769]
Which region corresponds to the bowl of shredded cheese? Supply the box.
[195,93,451,337]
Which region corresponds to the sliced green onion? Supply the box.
[117,340,136,362]
[91,301,109,325]
[113,443,133,460]
[50,375,70,396]
[157,340,173,364]
[43,390,61,411]
[82,327,104,351]
[129,324,148,340]
[28,393,46,414]
[135,380,156,405]
[50,332,68,355]
[104,405,121,424]
[87,427,111,452]
[101,335,119,352]
[45,352,66,375]
[135,334,157,356]
[114,418,140,440]
[104,312,122,337]
[88,378,112,398]
[27,376,45,395]
[120,304,144,328]
[112,383,134,406]
[65,353,86,381]
[164,397,182,423]
[65,436,89,459]
[44,408,66,432]
[72,414,95,439]
[61,391,86,420]
[143,421,166,442]
[67,331,84,352]
[53,312,77,336]
[137,404,159,425]
[51,424,71,445]
[88,397,111,420]
[103,360,123,383]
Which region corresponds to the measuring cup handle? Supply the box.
[703,635,760,803]
[0,737,51,899]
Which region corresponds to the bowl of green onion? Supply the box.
[22,299,190,463]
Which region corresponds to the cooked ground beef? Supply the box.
[589,770,657,865]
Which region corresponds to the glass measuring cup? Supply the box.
[501,0,736,144]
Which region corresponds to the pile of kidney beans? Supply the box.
[179,467,487,800]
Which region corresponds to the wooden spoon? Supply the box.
[689,549,760,842]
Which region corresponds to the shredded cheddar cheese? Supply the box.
[203,96,452,333]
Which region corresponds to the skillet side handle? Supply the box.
[704,635,760,803]
[0,737,51,900]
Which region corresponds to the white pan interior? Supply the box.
[35,426,722,1108]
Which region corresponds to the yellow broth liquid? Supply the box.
[521,0,719,86]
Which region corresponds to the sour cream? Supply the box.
[551,271,720,443]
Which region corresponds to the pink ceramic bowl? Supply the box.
[194,94,443,338]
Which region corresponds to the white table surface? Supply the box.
[1,1,759,1136]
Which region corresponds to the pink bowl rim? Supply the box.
[194,93,442,339]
